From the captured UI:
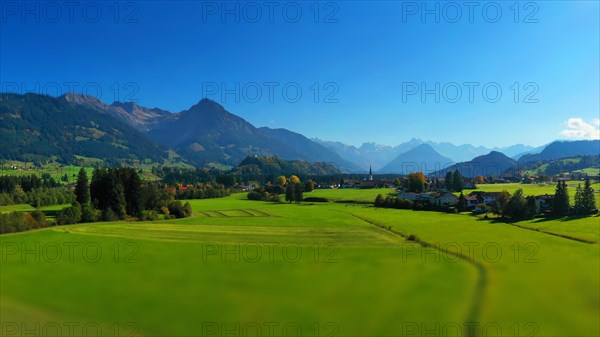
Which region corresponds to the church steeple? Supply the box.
[368,166,373,181]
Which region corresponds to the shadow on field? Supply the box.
[530,213,600,223]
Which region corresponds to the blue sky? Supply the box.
[1,1,598,147]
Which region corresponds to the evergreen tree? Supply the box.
[491,190,511,218]
[504,189,527,220]
[444,171,453,191]
[74,168,91,205]
[452,170,464,192]
[526,196,538,218]
[294,182,303,203]
[457,192,467,211]
[582,178,596,213]
[375,194,385,207]
[285,183,295,203]
[120,168,142,216]
[111,182,127,219]
[553,180,570,216]
[90,168,109,210]
[574,184,584,214]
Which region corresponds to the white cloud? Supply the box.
[560,118,600,140]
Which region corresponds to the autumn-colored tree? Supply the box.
[474,176,485,184]
[289,175,301,184]
[407,172,426,193]
[276,175,287,187]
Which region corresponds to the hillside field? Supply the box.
[1,192,598,336]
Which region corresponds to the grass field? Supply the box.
[1,192,598,336]
[308,187,397,202]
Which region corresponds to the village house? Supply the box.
[399,192,419,201]
[436,192,458,207]
[317,183,337,189]
[341,179,361,188]
[464,195,478,209]
[417,192,437,204]
[398,191,457,207]
[535,194,554,214]
[468,191,502,205]
[235,184,254,191]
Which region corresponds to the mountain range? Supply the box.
[313,138,543,171]
[517,140,600,164]
[0,93,173,164]
[378,144,453,174]
[1,93,598,176]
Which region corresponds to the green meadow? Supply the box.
[1,191,598,336]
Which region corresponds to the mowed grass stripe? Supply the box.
[61,223,403,246]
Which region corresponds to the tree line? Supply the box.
[247,175,313,204]
[0,167,195,234]
[56,167,193,224]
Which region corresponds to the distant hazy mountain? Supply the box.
[257,128,363,173]
[378,144,453,174]
[316,138,537,170]
[313,140,403,171]
[0,93,171,163]
[518,140,600,164]
[432,151,517,178]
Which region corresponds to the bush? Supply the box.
[168,200,191,218]
[268,194,281,203]
[247,190,262,200]
[30,210,47,227]
[102,208,116,222]
[80,203,98,223]
[248,190,281,203]
[57,203,82,225]
[143,210,159,221]
[183,202,193,217]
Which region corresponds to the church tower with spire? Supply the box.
[368,166,373,181]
